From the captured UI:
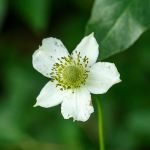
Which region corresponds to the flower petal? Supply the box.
[72,33,99,66]
[34,81,66,108]
[86,62,121,94]
[32,50,54,78]
[61,87,94,122]
[32,37,69,78]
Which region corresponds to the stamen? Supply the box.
[51,52,89,90]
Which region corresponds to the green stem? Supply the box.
[96,98,105,150]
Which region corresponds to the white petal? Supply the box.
[32,50,54,78]
[72,33,99,66]
[41,37,69,60]
[32,37,69,78]
[86,62,121,94]
[61,87,94,122]
[34,81,66,108]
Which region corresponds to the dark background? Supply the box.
[0,0,150,150]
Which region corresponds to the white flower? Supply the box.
[32,33,121,122]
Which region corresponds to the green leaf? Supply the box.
[86,0,150,60]
[0,0,7,30]
[12,0,51,33]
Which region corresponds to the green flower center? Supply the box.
[62,65,85,88]
[63,66,81,83]
[50,52,89,90]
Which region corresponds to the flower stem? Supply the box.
[96,97,105,150]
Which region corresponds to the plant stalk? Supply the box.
[96,98,105,150]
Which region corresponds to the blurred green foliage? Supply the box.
[0,0,150,150]
[0,0,7,30]
[11,0,51,33]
